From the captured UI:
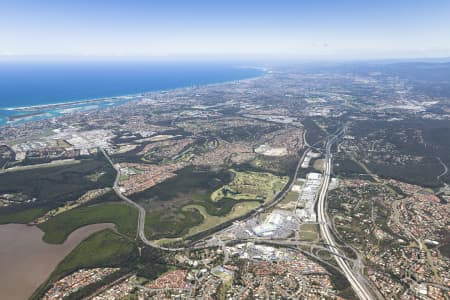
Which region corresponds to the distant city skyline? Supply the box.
[1,0,450,60]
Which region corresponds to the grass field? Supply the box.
[249,155,298,176]
[0,207,46,224]
[33,229,136,299]
[132,167,269,240]
[144,209,203,240]
[39,203,138,244]
[211,169,288,202]
[142,138,217,164]
[130,166,287,240]
[174,138,218,162]
[0,159,80,173]
[279,191,299,206]
[313,159,325,172]
[133,167,237,239]
[182,201,260,236]
[35,188,113,223]
[299,223,319,241]
[55,229,135,274]
[277,190,299,209]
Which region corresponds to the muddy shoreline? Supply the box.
[0,223,115,300]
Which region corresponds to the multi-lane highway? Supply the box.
[103,126,376,299]
[102,141,310,252]
[316,128,375,300]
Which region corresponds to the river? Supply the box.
[0,223,115,300]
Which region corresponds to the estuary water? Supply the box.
[0,223,115,300]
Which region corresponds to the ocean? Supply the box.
[0,61,262,125]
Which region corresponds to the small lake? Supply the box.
[0,223,115,300]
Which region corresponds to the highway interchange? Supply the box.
[316,127,376,300]
[102,127,379,299]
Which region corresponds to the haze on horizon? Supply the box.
[1,0,450,60]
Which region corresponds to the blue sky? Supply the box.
[1,0,449,59]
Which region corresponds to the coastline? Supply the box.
[0,66,266,111]
[0,66,265,126]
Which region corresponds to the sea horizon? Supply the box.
[0,62,263,125]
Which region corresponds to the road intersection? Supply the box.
[316,127,375,300]
[102,126,378,299]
